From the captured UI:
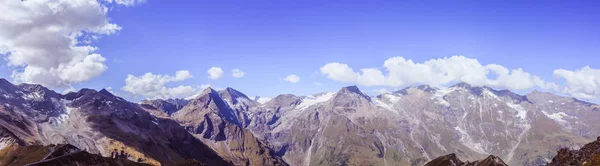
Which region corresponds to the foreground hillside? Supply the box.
[0,144,149,166]
[425,137,600,166]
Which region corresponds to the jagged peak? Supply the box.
[527,89,555,96]
[219,87,251,100]
[77,88,98,93]
[198,87,217,97]
[0,78,22,94]
[17,83,51,91]
[264,94,301,106]
[63,88,100,100]
[0,78,13,86]
[336,85,371,101]
[271,94,298,99]
[415,84,437,93]
[17,83,61,99]
[451,82,472,89]
[98,89,115,97]
[340,85,361,92]
[450,82,494,91]
[392,87,410,95]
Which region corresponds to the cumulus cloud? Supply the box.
[372,88,389,94]
[200,84,212,90]
[208,67,224,80]
[284,74,300,83]
[184,84,213,100]
[320,56,557,91]
[105,87,119,96]
[0,0,133,89]
[232,69,245,78]
[105,0,146,6]
[553,66,600,100]
[122,70,197,99]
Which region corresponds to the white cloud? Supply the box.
[208,67,224,80]
[62,87,78,94]
[105,87,119,96]
[184,84,213,100]
[553,66,600,100]
[200,84,212,90]
[232,69,245,78]
[122,70,198,99]
[0,0,135,89]
[372,88,389,94]
[284,74,300,83]
[104,0,146,6]
[320,56,556,91]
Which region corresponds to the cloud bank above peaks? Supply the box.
[0,0,139,89]
[122,70,198,99]
[554,66,600,100]
[320,56,600,100]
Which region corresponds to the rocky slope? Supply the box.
[0,144,149,166]
[140,98,189,117]
[548,136,600,166]
[0,79,229,165]
[425,153,507,166]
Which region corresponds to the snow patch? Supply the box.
[431,133,447,152]
[541,111,574,123]
[296,92,336,110]
[23,91,43,100]
[236,97,251,105]
[0,137,16,150]
[372,98,397,114]
[431,87,454,106]
[548,100,554,103]
[434,87,455,97]
[482,89,500,101]
[254,96,272,104]
[454,126,488,154]
[507,103,527,120]
[384,94,401,103]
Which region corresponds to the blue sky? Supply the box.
[1,0,600,101]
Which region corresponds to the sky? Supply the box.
[1,0,600,102]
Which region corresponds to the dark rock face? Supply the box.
[464,155,508,166]
[425,153,464,166]
[0,144,150,166]
[425,153,507,166]
[548,137,600,166]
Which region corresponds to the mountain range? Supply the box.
[1,78,599,166]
